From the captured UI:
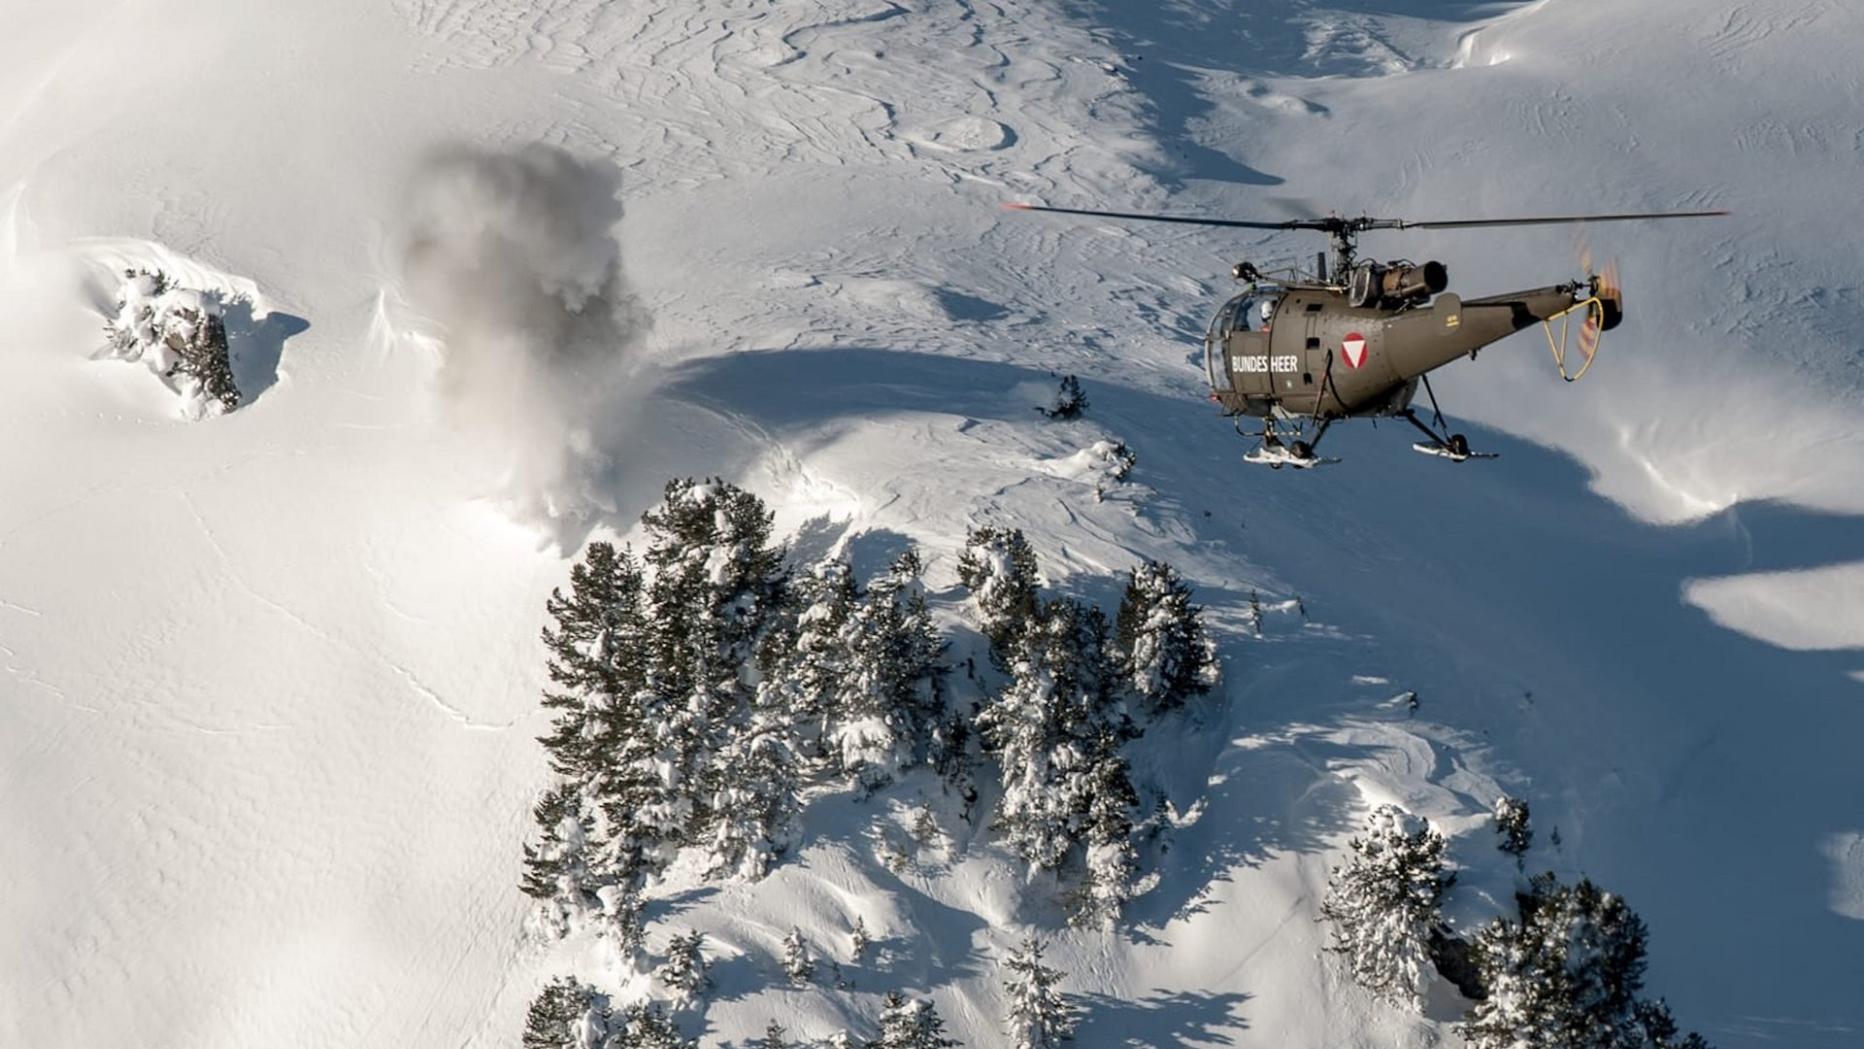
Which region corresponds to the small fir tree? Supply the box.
[1114,560,1219,715]
[1003,935,1078,1049]
[1319,804,1455,1008]
[957,527,1041,667]
[593,883,648,957]
[1071,728,1139,928]
[1037,374,1087,420]
[867,992,961,1049]
[521,783,601,914]
[850,916,872,963]
[521,976,608,1049]
[610,1002,696,1049]
[910,806,941,850]
[1493,795,1532,866]
[657,931,712,1007]
[783,927,816,985]
[756,1021,794,1049]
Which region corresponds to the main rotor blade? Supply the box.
[1399,210,1729,230]
[1002,202,1299,231]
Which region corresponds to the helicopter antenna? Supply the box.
[1002,203,1729,280]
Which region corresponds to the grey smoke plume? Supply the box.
[399,144,649,526]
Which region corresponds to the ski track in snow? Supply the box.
[1,1,1861,1048]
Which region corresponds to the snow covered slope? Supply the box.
[2,1,1860,1047]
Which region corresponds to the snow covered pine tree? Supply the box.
[831,551,946,792]
[609,1002,697,1049]
[1036,374,1087,420]
[957,526,1040,666]
[1072,727,1139,928]
[867,992,961,1049]
[521,976,609,1049]
[526,542,652,937]
[637,480,791,878]
[1492,795,1531,866]
[1114,560,1219,715]
[656,930,713,1009]
[1319,804,1455,1008]
[1462,874,1712,1049]
[979,593,1140,921]
[782,927,815,985]
[520,782,602,928]
[1003,935,1078,1049]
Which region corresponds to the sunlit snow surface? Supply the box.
[2,1,1861,1047]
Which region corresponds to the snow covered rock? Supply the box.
[99,268,240,418]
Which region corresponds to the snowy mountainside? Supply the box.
[1,2,1861,1048]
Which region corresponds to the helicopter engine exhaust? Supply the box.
[1380,260,1448,301]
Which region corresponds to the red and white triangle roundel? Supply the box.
[1341,332,1368,369]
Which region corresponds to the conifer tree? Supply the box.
[957,527,1041,667]
[609,1002,696,1049]
[831,557,944,791]
[1072,728,1139,928]
[521,783,601,911]
[755,1021,794,1049]
[1462,874,1709,1049]
[1003,935,1078,1049]
[521,976,608,1049]
[539,542,648,779]
[1319,804,1455,1008]
[657,931,713,1008]
[867,992,961,1049]
[1631,1000,1714,1049]
[704,691,800,880]
[763,558,860,765]
[638,479,788,861]
[1493,795,1532,866]
[1114,560,1219,715]
[1037,374,1087,420]
[979,597,1125,872]
[850,916,872,963]
[783,927,816,985]
[593,883,648,957]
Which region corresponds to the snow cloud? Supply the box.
[398,144,650,529]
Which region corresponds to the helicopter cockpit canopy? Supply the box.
[1204,287,1283,392]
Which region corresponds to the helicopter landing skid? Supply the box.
[1399,407,1494,464]
[1410,441,1498,463]
[1245,443,1339,469]
[1240,417,1338,469]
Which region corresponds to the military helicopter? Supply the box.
[1004,202,1726,467]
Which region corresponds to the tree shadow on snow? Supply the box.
[1075,988,1252,1047]
[222,300,308,405]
